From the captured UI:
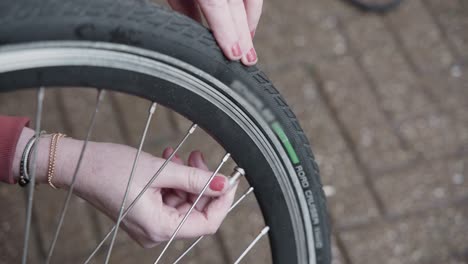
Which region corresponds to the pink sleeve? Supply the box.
[0,115,30,184]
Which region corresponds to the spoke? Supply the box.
[228,187,253,213]
[21,87,45,264]
[233,226,270,264]
[153,153,231,264]
[83,123,198,264]
[45,90,106,263]
[103,102,157,264]
[172,187,254,264]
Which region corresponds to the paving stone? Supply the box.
[181,235,231,263]
[425,0,468,58]
[96,241,157,263]
[0,89,36,117]
[453,108,468,148]
[107,92,183,148]
[421,64,468,111]
[257,12,349,69]
[316,56,416,173]
[375,156,468,216]
[360,46,437,124]
[262,0,357,32]
[310,0,360,22]
[331,235,346,264]
[359,42,414,87]
[345,14,394,52]
[398,111,464,159]
[340,203,468,264]
[91,234,221,264]
[0,185,41,263]
[418,66,468,150]
[31,187,109,263]
[387,0,454,73]
[339,220,406,264]
[55,88,128,144]
[329,182,380,228]
[0,89,69,132]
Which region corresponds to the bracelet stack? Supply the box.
[19,132,66,188]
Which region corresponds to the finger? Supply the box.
[174,182,238,238]
[162,150,210,210]
[167,0,202,22]
[162,147,188,202]
[197,0,242,60]
[162,147,184,165]
[156,161,229,196]
[229,0,258,65]
[188,151,211,210]
[188,151,209,171]
[244,0,263,38]
[163,190,187,207]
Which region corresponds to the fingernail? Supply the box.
[246,48,257,63]
[232,42,242,58]
[209,176,225,191]
[250,30,256,39]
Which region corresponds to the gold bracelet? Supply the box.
[47,133,66,189]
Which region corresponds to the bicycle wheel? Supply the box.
[0,0,331,263]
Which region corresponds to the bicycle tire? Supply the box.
[0,0,331,263]
[345,0,403,13]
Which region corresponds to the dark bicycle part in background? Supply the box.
[343,0,403,13]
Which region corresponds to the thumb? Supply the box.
[155,161,229,196]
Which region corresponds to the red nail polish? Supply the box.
[246,48,257,63]
[209,176,225,191]
[232,42,242,58]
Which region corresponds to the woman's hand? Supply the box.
[167,0,263,66]
[14,128,238,248]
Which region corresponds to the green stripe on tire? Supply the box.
[271,122,299,164]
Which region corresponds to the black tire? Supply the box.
[0,0,331,263]
[345,0,403,13]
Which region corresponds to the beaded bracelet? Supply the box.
[47,133,66,189]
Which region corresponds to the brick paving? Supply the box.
[1,0,468,263]
[261,0,468,263]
